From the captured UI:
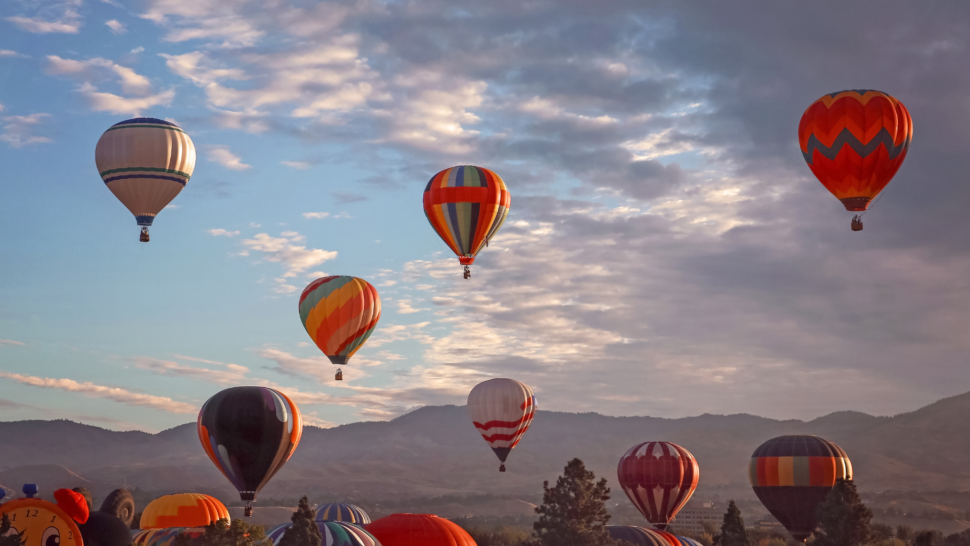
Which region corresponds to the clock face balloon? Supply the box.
[1,492,87,546]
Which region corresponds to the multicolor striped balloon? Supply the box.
[197,387,302,506]
[423,165,510,278]
[605,526,669,546]
[675,536,704,546]
[467,378,536,472]
[140,494,229,529]
[266,521,381,546]
[299,276,381,368]
[749,435,852,542]
[95,118,196,240]
[315,503,371,525]
[799,90,912,213]
[617,441,699,530]
[131,528,205,546]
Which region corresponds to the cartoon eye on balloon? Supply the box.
[799,90,912,232]
[423,166,510,279]
[95,118,196,242]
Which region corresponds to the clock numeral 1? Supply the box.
[50,515,56,522]
[10,514,14,521]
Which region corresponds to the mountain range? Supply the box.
[2,391,969,520]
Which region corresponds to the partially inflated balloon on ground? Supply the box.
[749,435,852,542]
[266,521,381,546]
[95,118,196,242]
[606,526,669,545]
[366,514,473,546]
[99,489,135,527]
[197,387,303,515]
[140,493,229,529]
[79,512,134,546]
[131,527,206,546]
[467,378,536,472]
[314,503,371,524]
[617,441,699,530]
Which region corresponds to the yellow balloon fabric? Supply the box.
[140,494,229,529]
[95,117,196,227]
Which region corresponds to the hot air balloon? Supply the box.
[605,526,670,546]
[197,387,302,517]
[467,378,536,472]
[617,441,699,531]
[749,435,852,542]
[131,528,206,546]
[799,90,912,231]
[423,165,510,279]
[95,118,196,242]
[299,276,381,381]
[315,503,371,524]
[139,494,229,529]
[366,514,473,546]
[266,521,381,546]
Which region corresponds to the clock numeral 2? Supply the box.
[68,532,73,540]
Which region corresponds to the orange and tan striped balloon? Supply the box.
[299,276,381,365]
[140,493,229,529]
[95,118,196,230]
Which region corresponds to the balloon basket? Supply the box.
[499,464,506,472]
[335,368,343,381]
[140,227,150,242]
[244,504,253,517]
[463,265,471,279]
[851,216,863,231]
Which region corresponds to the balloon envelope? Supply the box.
[315,503,371,524]
[799,90,912,211]
[749,435,852,542]
[131,528,205,546]
[299,276,381,366]
[467,378,536,471]
[95,118,196,227]
[606,526,669,546]
[366,514,473,546]
[423,165,510,268]
[197,387,303,501]
[266,521,380,546]
[617,441,699,530]
[140,494,229,529]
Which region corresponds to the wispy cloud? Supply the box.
[131,355,249,385]
[302,212,330,219]
[208,228,240,237]
[332,192,367,204]
[0,340,25,347]
[6,12,81,34]
[282,161,311,170]
[105,19,127,34]
[45,55,173,115]
[1,114,52,148]
[0,50,28,58]
[241,231,337,279]
[0,372,196,413]
[207,145,251,171]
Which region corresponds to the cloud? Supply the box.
[0,372,196,413]
[1,114,52,148]
[131,355,249,385]
[6,15,80,34]
[302,212,329,219]
[332,192,366,204]
[105,19,127,34]
[240,232,337,278]
[45,55,173,115]
[208,228,240,237]
[206,146,251,171]
[396,299,429,314]
[0,340,25,346]
[282,161,312,170]
[0,50,28,58]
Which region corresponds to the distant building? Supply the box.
[669,501,721,535]
[751,519,786,533]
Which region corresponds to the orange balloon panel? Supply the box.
[140,494,229,529]
[798,90,912,211]
[299,276,381,365]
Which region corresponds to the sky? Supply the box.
[2,0,970,432]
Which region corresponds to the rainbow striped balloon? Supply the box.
[423,165,510,278]
[266,521,381,546]
[299,276,381,366]
[315,503,371,525]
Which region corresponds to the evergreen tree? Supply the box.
[278,497,322,546]
[181,518,271,546]
[916,530,943,546]
[0,514,25,546]
[527,458,616,546]
[718,501,749,546]
[812,479,872,546]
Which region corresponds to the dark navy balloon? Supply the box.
[197,387,303,503]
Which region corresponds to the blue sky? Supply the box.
[3,0,970,432]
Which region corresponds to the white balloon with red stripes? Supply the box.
[467,378,536,472]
